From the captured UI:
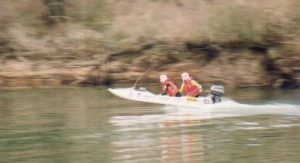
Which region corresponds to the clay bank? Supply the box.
[0,38,299,89]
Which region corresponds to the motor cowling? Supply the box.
[210,85,225,103]
[210,85,224,96]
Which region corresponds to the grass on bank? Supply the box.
[2,0,300,54]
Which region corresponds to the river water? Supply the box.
[0,87,300,163]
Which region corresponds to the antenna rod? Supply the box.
[133,66,153,89]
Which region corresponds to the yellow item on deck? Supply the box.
[186,96,198,101]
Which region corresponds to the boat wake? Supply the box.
[110,99,300,128]
[168,99,300,116]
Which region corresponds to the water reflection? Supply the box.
[111,111,300,163]
[111,114,208,163]
[159,120,205,163]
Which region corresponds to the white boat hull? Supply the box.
[108,87,216,107]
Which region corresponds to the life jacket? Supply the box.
[183,79,200,97]
[161,79,179,96]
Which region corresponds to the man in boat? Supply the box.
[160,74,181,97]
[180,72,203,97]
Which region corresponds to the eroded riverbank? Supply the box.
[0,41,299,88]
[1,1,300,88]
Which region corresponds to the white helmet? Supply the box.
[160,74,168,83]
[181,72,190,81]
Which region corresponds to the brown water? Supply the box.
[0,87,300,163]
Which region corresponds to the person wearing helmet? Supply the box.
[180,72,202,97]
[160,74,181,97]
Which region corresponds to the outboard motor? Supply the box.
[210,85,225,103]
